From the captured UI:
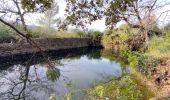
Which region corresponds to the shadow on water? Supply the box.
[0,48,154,100]
[0,47,102,70]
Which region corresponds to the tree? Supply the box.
[38,1,59,34]
[21,0,53,12]
[0,0,54,58]
[0,0,53,37]
[64,0,170,41]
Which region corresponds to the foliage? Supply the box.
[55,29,102,40]
[55,30,83,38]
[37,1,59,34]
[86,49,101,59]
[0,23,16,43]
[120,49,140,68]
[62,81,75,100]
[64,0,160,30]
[86,30,103,41]
[24,28,102,39]
[145,36,170,58]
[151,25,162,34]
[102,24,139,50]
[71,29,86,38]
[87,74,154,100]
[30,26,58,38]
[164,23,170,31]
[21,0,53,12]
[46,68,60,82]
[138,55,160,76]
[164,23,170,37]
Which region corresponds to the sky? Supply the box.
[26,0,170,32]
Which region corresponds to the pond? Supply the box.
[0,48,154,100]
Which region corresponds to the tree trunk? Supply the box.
[13,0,27,32]
[20,15,27,31]
[145,29,149,42]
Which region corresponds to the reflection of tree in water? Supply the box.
[0,49,102,100]
[86,49,102,59]
[0,58,61,100]
[100,50,128,67]
[87,49,130,75]
[0,48,135,100]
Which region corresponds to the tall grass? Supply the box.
[0,23,16,43]
[144,23,170,58]
[145,36,170,58]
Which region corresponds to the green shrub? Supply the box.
[71,29,86,38]
[145,36,170,58]
[56,30,81,38]
[120,50,140,68]
[87,74,154,100]
[151,25,162,34]
[29,27,58,38]
[102,24,139,50]
[0,24,16,43]
[86,30,103,41]
[138,56,160,76]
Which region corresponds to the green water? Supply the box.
[0,49,154,100]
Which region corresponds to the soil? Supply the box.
[150,58,170,99]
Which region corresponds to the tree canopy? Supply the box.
[64,0,166,29]
[21,0,53,12]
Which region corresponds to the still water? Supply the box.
[0,49,153,100]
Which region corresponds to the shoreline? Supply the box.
[0,38,102,63]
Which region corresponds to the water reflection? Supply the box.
[0,49,142,100]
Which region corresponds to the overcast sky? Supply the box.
[26,0,170,32]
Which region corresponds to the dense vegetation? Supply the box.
[85,23,170,99]
[0,0,170,99]
[1,21,170,99]
[0,22,103,43]
[87,74,154,100]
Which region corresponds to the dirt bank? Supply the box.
[149,58,170,99]
[0,38,101,63]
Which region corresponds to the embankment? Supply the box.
[0,38,102,63]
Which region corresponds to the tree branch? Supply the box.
[0,18,27,38]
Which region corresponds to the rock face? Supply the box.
[0,38,101,63]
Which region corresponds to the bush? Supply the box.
[87,74,154,100]
[56,30,82,38]
[151,25,162,34]
[86,30,103,41]
[145,36,170,58]
[102,24,139,50]
[120,49,140,68]
[0,23,16,43]
[71,29,86,38]
[29,27,58,38]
